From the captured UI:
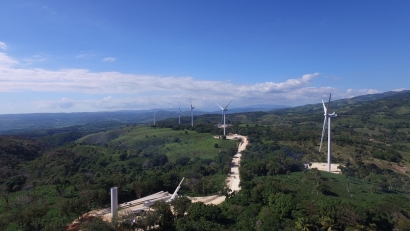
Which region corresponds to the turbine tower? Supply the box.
[190,101,195,127]
[153,110,158,126]
[176,104,182,125]
[319,94,337,172]
[216,100,232,136]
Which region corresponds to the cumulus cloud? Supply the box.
[0,52,19,68]
[102,57,116,62]
[344,88,380,98]
[0,52,380,111]
[0,42,7,50]
[0,52,320,98]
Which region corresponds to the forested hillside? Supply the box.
[0,91,410,230]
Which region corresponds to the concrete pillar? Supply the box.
[111,187,118,217]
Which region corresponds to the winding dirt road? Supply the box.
[190,134,248,205]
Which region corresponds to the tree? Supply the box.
[295,217,314,231]
[0,185,9,206]
[134,210,158,231]
[320,216,334,231]
[171,196,192,218]
[133,179,149,199]
[152,201,175,230]
[61,197,90,222]
[111,209,136,231]
[54,178,71,196]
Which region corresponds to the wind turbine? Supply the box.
[319,94,337,172]
[215,100,232,136]
[153,110,158,126]
[176,104,183,125]
[190,101,194,127]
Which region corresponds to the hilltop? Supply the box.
[0,90,410,230]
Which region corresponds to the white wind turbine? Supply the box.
[176,104,183,125]
[319,94,337,172]
[215,100,232,136]
[153,110,158,126]
[190,101,194,127]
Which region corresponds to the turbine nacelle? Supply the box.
[324,112,337,117]
[328,112,337,117]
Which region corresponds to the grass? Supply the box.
[275,171,410,205]
[77,126,238,163]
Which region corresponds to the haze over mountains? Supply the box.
[0,90,406,133]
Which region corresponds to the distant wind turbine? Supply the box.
[216,100,232,136]
[153,110,158,126]
[319,94,337,172]
[190,101,195,127]
[176,104,183,125]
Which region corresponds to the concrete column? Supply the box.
[111,187,118,217]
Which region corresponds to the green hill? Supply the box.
[0,126,239,230]
[1,90,410,230]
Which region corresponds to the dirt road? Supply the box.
[192,134,248,205]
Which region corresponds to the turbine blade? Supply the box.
[327,94,331,112]
[322,99,326,114]
[319,116,327,152]
[215,102,224,110]
[224,100,233,110]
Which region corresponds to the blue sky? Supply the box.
[0,0,409,114]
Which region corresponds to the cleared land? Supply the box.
[192,134,248,205]
[308,162,342,174]
[70,130,245,224]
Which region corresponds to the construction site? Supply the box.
[67,134,248,231]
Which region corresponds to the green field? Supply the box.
[78,126,238,162]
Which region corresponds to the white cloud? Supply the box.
[0,52,382,112]
[393,88,408,92]
[0,53,320,97]
[75,52,95,59]
[0,42,7,50]
[0,52,19,68]
[23,55,47,64]
[102,57,116,62]
[343,88,380,98]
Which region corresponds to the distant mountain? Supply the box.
[0,110,172,133]
[273,90,410,115]
[0,90,406,133]
[0,106,286,133]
